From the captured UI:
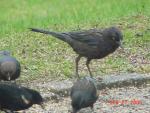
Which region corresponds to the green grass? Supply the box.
[0,0,150,81]
[1,0,150,35]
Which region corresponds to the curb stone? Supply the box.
[45,73,150,98]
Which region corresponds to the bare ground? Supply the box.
[24,84,150,113]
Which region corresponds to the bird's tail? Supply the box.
[29,28,67,42]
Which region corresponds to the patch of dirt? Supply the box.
[23,83,150,113]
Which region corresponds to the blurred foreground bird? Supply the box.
[0,51,21,81]
[70,77,99,113]
[0,83,44,112]
[30,27,123,78]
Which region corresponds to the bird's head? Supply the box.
[103,27,123,48]
[25,89,44,108]
[32,91,43,104]
[0,68,12,81]
[0,61,17,81]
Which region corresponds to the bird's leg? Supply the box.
[75,55,81,79]
[86,59,93,77]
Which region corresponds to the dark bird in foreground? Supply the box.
[70,77,99,113]
[0,51,21,81]
[30,27,123,78]
[0,83,44,112]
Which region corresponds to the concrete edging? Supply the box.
[48,73,150,97]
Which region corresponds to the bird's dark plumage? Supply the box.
[70,77,99,113]
[0,83,43,112]
[30,27,123,78]
[0,51,21,81]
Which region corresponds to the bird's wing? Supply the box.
[64,29,103,47]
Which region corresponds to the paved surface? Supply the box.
[25,84,150,113]
[0,73,150,113]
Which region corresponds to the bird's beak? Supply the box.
[6,73,11,81]
[39,102,45,109]
[117,41,124,49]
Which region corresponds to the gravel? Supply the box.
[24,84,150,113]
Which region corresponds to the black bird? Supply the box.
[0,51,21,81]
[70,77,99,113]
[30,27,123,78]
[0,83,44,112]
